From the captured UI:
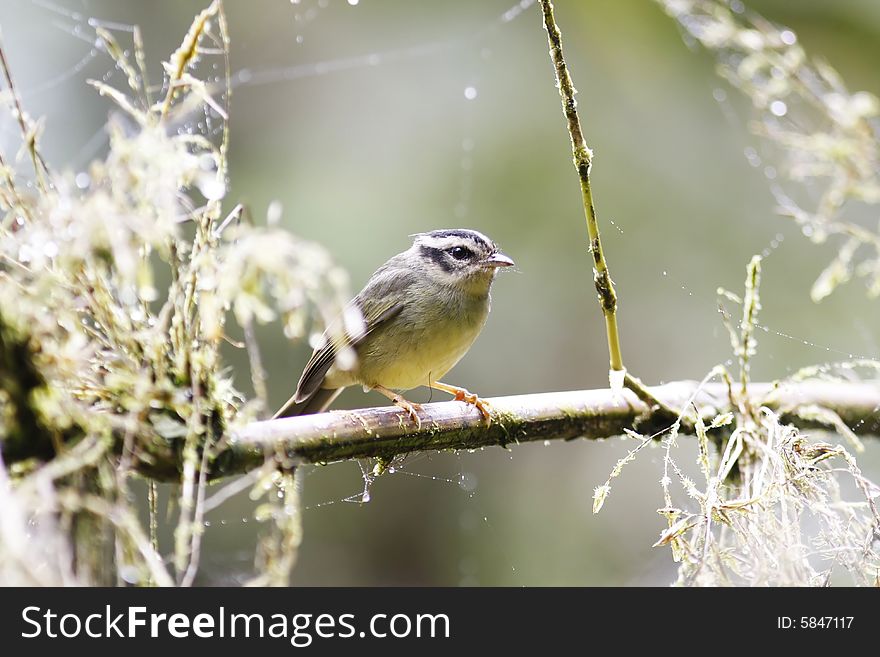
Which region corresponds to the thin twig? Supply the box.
[202,466,267,514]
[0,150,32,222]
[243,319,269,417]
[538,1,679,417]
[538,0,623,373]
[0,34,51,190]
[180,436,213,587]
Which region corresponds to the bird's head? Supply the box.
[410,229,514,295]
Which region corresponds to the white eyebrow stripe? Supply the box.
[418,236,461,250]
[416,234,486,251]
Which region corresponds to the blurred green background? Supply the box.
[1,0,879,585]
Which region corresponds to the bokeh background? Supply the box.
[1,0,879,585]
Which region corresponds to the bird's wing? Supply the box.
[293,295,404,402]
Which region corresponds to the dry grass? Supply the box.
[657,0,880,300]
[0,1,350,585]
[596,257,880,586]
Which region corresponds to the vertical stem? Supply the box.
[538,0,623,372]
[0,150,32,222]
[739,255,762,397]
[0,35,50,192]
[538,2,682,419]
[243,319,269,417]
[148,481,159,554]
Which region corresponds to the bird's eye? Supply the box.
[448,246,471,260]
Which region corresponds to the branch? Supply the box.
[539,0,622,372]
[215,381,880,481]
[538,1,681,421]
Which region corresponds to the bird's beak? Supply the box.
[484,252,515,268]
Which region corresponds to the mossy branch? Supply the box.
[204,380,880,482]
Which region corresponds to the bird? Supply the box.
[274,228,513,426]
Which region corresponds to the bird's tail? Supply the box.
[273,387,342,419]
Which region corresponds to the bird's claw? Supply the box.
[453,388,492,424]
[393,396,423,429]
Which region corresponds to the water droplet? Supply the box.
[198,175,225,201]
[464,86,478,101]
[347,0,359,5]
[75,172,90,189]
[199,153,216,171]
[770,100,788,117]
[780,30,797,46]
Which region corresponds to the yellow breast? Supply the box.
[325,300,488,392]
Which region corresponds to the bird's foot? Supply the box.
[373,384,423,428]
[392,396,423,429]
[457,390,492,424]
[434,382,491,424]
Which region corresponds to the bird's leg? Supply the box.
[430,381,492,423]
[373,385,423,429]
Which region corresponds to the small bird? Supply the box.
[274,229,513,425]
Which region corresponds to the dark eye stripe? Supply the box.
[419,245,454,273]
